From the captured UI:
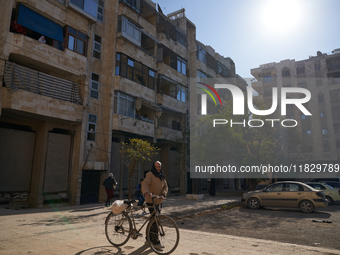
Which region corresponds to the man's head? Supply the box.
[109,173,113,177]
[154,161,162,172]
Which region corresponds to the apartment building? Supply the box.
[251,49,340,168]
[192,41,248,192]
[0,0,246,208]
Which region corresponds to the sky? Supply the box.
[151,0,340,79]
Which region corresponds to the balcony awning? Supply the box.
[17,4,64,42]
[135,97,162,118]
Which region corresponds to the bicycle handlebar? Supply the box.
[151,194,165,200]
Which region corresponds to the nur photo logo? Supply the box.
[197,82,223,115]
[197,83,312,128]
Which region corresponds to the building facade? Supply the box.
[0,0,246,207]
[251,49,340,169]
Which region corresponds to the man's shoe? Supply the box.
[144,240,150,247]
[153,242,164,250]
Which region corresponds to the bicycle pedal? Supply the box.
[136,233,143,237]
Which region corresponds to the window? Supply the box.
[217,62,230,78]
[90,73,99,99]
[70,0,98,18]
[263,75,272,83]
[282,68,290,77]
[118,16,141,46]
[285,184,303,192]
[315,64,320,70]
[297,66,305,74]
[197,45,207,64]
[298,83,306,88]
[176,29,187,47]
[114,91,135,118]
[93,34,102,59]
[115,53,156,89]
[121,0,141,13]
[322,129,328,135]
[303,130,311,135]
[170,56,187,75]
[177,85,186,102]
[66,27,87,56]
[159,76,186,102]
[331,62,340,71]
[97,0,104,22]
[197,70,208,83]
[177,57,187,75]
[267,184,283,192]
[318,93,324,103]
[301,115,310,120]
[87,114,97,141]
[320,112,325,118]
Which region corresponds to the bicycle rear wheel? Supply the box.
[105,212,132,246]
[146,215,179,255]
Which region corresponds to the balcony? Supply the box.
[118,4,157,39]
[8,33,87,79]
[156,126,183,142]
[115,37,157,69]
[113,76,156,102]
[157,32,187,59]
[2,62,83,122]
[112,114,155,137]
[157,62,187,85]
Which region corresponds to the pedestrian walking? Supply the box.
[103,173,117,207]
[209,178,216,197]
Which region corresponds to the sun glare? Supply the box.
[260,0,303,36]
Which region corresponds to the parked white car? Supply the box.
[305,182,340,205]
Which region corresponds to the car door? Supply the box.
[260,183,284,207]
[281,183,304,207]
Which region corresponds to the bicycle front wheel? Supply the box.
[146,215,179,255]
[105,212,132,246]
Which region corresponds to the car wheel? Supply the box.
[247,197,260,210]
[299,200,314,213]
[325,196,334,205]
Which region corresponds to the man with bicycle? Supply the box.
[142,161,168,250]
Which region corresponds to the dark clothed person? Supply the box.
[103,173,117,207]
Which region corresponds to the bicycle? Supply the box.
[105,195,180,255]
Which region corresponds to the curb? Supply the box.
[166,200,241,218]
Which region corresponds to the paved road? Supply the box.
[178,202,340,251]
[1,209,339,255]
[0,198,340,254]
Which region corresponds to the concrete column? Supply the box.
[29,122,49,208]
[179,142,187,195]
[69,123,83,205]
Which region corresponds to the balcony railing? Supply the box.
[4,62,82,105]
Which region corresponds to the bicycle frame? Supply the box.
[124,196,160,236]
